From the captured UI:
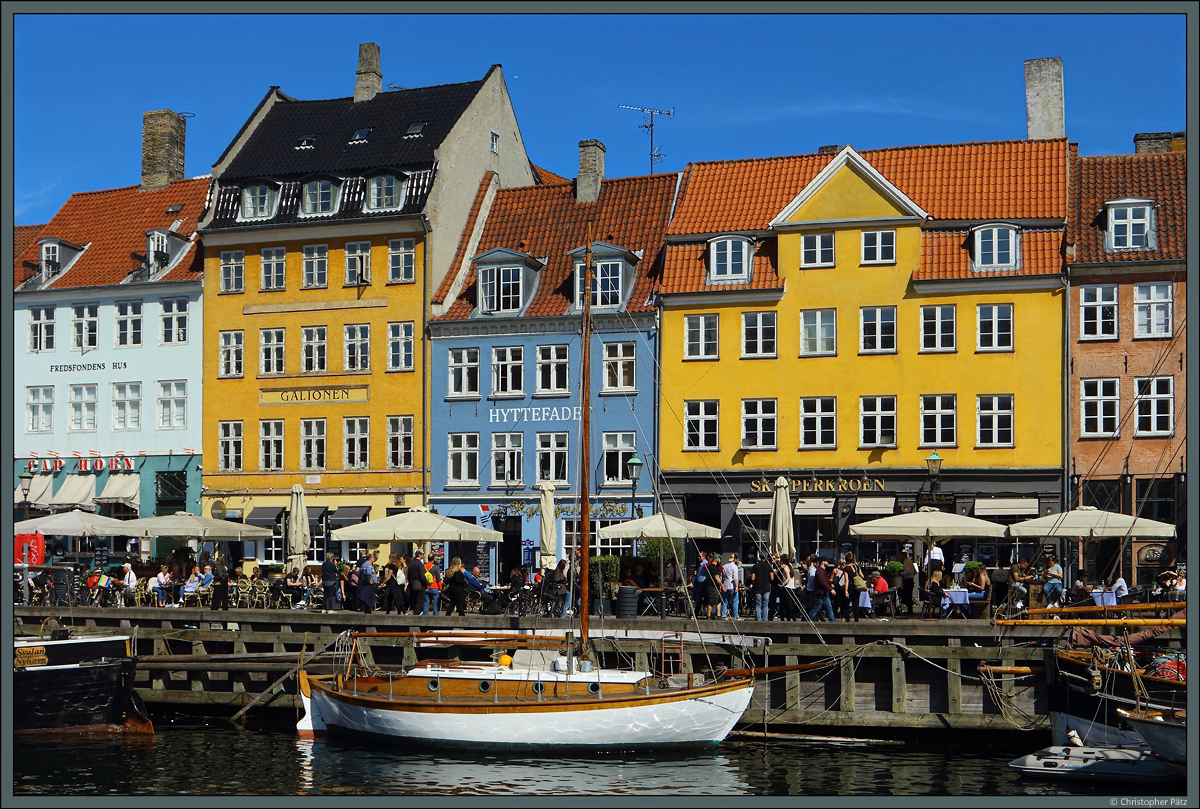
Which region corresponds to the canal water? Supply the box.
[10,720,1187,797]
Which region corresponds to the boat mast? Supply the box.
[578,229,593,659]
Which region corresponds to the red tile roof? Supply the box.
[532,164,570,185]
[916,229,1064,281]
[668,138,1071,236]
[435,171,498,306]
[13,178,210,291]
[436,173,678,320]
[1068,151,1186,264]
[658,243,784,296]
[12,224,43,287]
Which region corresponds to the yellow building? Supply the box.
[657,140,1071,566]
[196,45,533,569]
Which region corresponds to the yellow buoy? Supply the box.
[497,654,513,667]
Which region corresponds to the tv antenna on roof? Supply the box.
[619,105,673,174]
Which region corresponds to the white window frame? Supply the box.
[1079,284,1118,340]
[860,306,896,354]
[860,395,896,448]
[536,432,569,483]
[344,417,369,470]
[742,311,777,358]
[861,230,895,264]
[300,419,326,470]
[344,241,371,286]
[491,432,524,487]
[367,175,403,211]
[29,306,55,353]
[480,266,523,313]
[741,398,777,449]
[1134,377,1174,436]
[684,314,718,360]
[489,131,500,154]
[260,420,284,471]
[536,344,569,395]
[218,421,243,472]
[977,303,1014,352]
[260,328,285,375]
[343,324,370,372]
[798,309,835,356]
[302,326,327,373]
[71,303,98,350]
[602,432,636,484]
[302,244,328,288]
[448,433,479,486]
[972,225,1019,271]
[388,238,415,283]
[160,297,188,344]
[26,386,53,433]
[218,330,244,378]
[1080,378,1120,438]
[448,348,479,397]
[708,237,751,282]
[684,400,719,450]
[491,346,524,397]
[387,415,414,470]
[799,396,836,449]
[69,383,98,432]
[976,394,1014,448]
[220,250,244,293]
[801,232,834,267]
[1133,282,1172,338]
[919,394,956,447]
[387,322,413,372]
[1107,199,1155,251]
[240,184,275,220]
[112,382,141,431]
[114,300,142,347]
[301,178,337,215]
[602,342,636,392]
[920,304,956,352]
[576,260,623,309]
[157,380,187,429]
[261,247,285,290]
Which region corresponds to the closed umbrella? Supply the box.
[287,484,312,573]
[536,482,557,571]
[1007,506,1176,540]
[768,476,795,558]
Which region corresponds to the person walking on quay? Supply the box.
[423,555,442,616]
[843,551,864,623]
[831,556,851,621]
[720,553,740,619]
[924,542,945,579]
[210,554,230,611]
[406,549,427,613]
[320,552,339,614]
[750,553,773,621]
[706,554,725,618]
[443,557,468,617]
[381,553,404,614]
[900,551,918,615]
[339,563,355,611]
[810,558,835,622]
[357,551,379,614]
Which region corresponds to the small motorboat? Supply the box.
[1008,743,1182,783]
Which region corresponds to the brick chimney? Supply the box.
[1134,132,1186,153]
[1024,57,1065,140]
[817,144,840,154]
[141,110,186,191]
[354,43,382,103]
[576,139,605,204]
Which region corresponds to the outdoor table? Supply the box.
[857,592,872,610]
[943,588,970,619]
[1091,589,1117,607]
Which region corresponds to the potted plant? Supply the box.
[884,560,904,588]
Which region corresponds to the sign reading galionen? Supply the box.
[260,386,369,405]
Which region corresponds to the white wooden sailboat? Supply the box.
[297,238,754,750]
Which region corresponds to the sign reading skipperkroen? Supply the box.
[260,386,369,405]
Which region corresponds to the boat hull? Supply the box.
[1118,710,1187,765]
[299,671,754,751]
[1009,745,1183,783]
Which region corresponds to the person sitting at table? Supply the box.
[965,565,992,618]
[465,565,497,614]
[180,565,202,604]
[1042,554,1064,607]
[152,564,174,607]
[1110,576,1129,601]
[923,569,948,617]
[1008,558,1032,606]
[1070,575,1091,606]
[282,567,305,607]
[632,564,649,589]
[619,568,640,588]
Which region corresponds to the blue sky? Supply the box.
[10,10,1190,225]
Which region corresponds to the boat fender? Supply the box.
[497,654,512,668]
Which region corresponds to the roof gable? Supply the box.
[770,146,927,226]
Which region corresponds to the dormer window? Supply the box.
[301,179,338,215]
[576,260,623,309]
[971,224,1019,271]
[295,134,317,149]
[366,174,404,211]
[31,238,83,283]
[240,184,277,220]
[406,122,426,137]
[708,237,751,282]
[480,266,523,314]
[41,243,60,275]
[1106,198,1156,251]
[350,127,372,143]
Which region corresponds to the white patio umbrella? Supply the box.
[1007,505,1176,540]
[286,484,312,573]
[330,506,503,544]
[13,508,133,537]
[848,506,1007,541]
[536,482,557,570]
[596,512,722,542]
[89,512,272,540]
[768,476,795,558]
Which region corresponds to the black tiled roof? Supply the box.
[220,77,487,180]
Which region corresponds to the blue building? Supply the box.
[428,142,676,583]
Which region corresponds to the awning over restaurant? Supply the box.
[94,473,140,509]
[14,475,53,508]
[854,496,896,515]
[47,475,97,511]
[245,506,284,529]
[328,505,371,529]
[734,498,773,516]
[793,497,836,516]
[974,497,1040,516]
[306,505,329,534]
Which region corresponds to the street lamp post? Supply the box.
[18,470,34,605]
[925,450,943,492]
[626,453,643,520]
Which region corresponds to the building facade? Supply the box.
[12,110,209,560]
[1066,133,1187,586]
[428,142,675,582]
[196,43,534,569]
